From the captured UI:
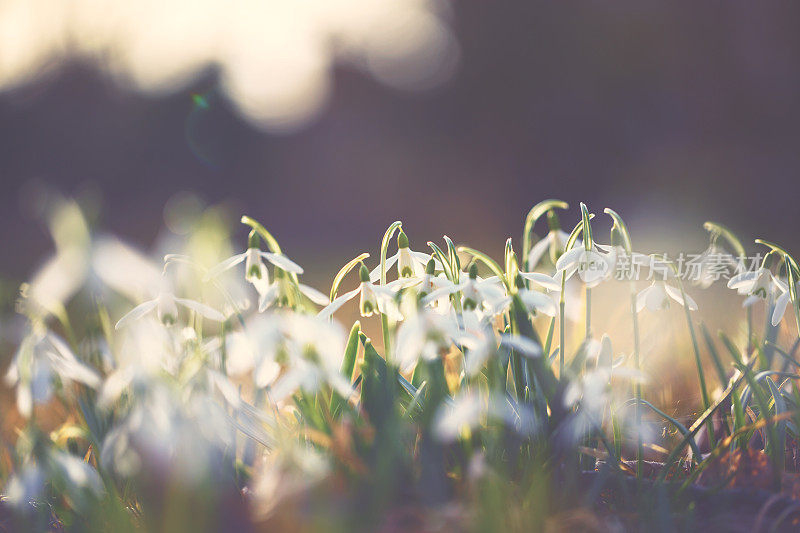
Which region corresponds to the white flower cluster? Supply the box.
[3,200,798,519]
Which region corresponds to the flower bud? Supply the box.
[425,258,436,275]
[468,262,479,280]
[247,230,260,250]
[359,263,370,283]
[397,230,409,249]
[546,210,561,232]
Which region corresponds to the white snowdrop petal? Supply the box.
[499,334,542,358]
[527,235,552,269]
[205,252,247,280]
[635,285,653,313]
[519,272,561,291]
[298,283,330,305]
[772,291,791,327]
[317,287,361,320]
[369,254,399,282]
[555,246,584,271]
[174,297,225,322]
[115,299,158,330]
[261,252,304,274]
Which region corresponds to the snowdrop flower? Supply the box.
[585,334,614,369]
[399,258,461,313]
[205,234,304,285]
[267,313,351,402]
[463,330,542,377]
[2,463,44,509]
[394,306,461,373]
[318,263,403,321]
[369,230,437,281]
[457,263,509,315]
[770,277,793,327]
[636,280,697,312]
[257,268,329,312]
[527,213,571,269]
[517,271,561,292]
[115,279,225,329]
[4,330,101,418]
[433,391,538,442]
[691,243,738,289]
[593,244,650,282]
[51,450,105,500]
[225,316,282,386]
[101,384,234,481]
[555,243,611,286]
[727,267,782,307]
[513,274,558,317]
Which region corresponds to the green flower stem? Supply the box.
[677,279,716,449]
[559,273,566,377]
[585,286,591,340]
[630,286,643,478]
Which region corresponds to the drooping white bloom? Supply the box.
[318,264,403,321]
[433,391,538,442]
[517,271,561,291]
[727,266,794,327]
[394,307,461,373]
[690,243,738,288]
[770,278,793,327]
[514,273,559,317]
[593,244,650,283]
[555,244,611,286]
[100,383,235,481]
[636,280,697,312]
[115,281,226,329]
[527,228,571,270]
[207,245,303,282]
[369,230,440,281]
[450,264,510,316]
[563,364,646,441]
[728,267,781,306]
[205,242,305,308]
[225,316,282,385]
[4,330,101,418]
[256,268,329,312]
[265,313,352,402]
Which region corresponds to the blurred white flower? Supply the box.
[728,267,783,307]
[394,307,460,373]
[4,330,101,417]
[2,464,44,509]
[115,284,225,329]
[636,280,697,313]
[264,313,351,402]
[257,269,329,312]
[433,391,538,442]
[528,228,570,270]
[101,382,234,481]
[691,243,738,289]
[770,278,793,327]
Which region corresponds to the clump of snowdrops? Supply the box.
[3,198,800,531]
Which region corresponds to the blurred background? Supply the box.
[2,1,800,297]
